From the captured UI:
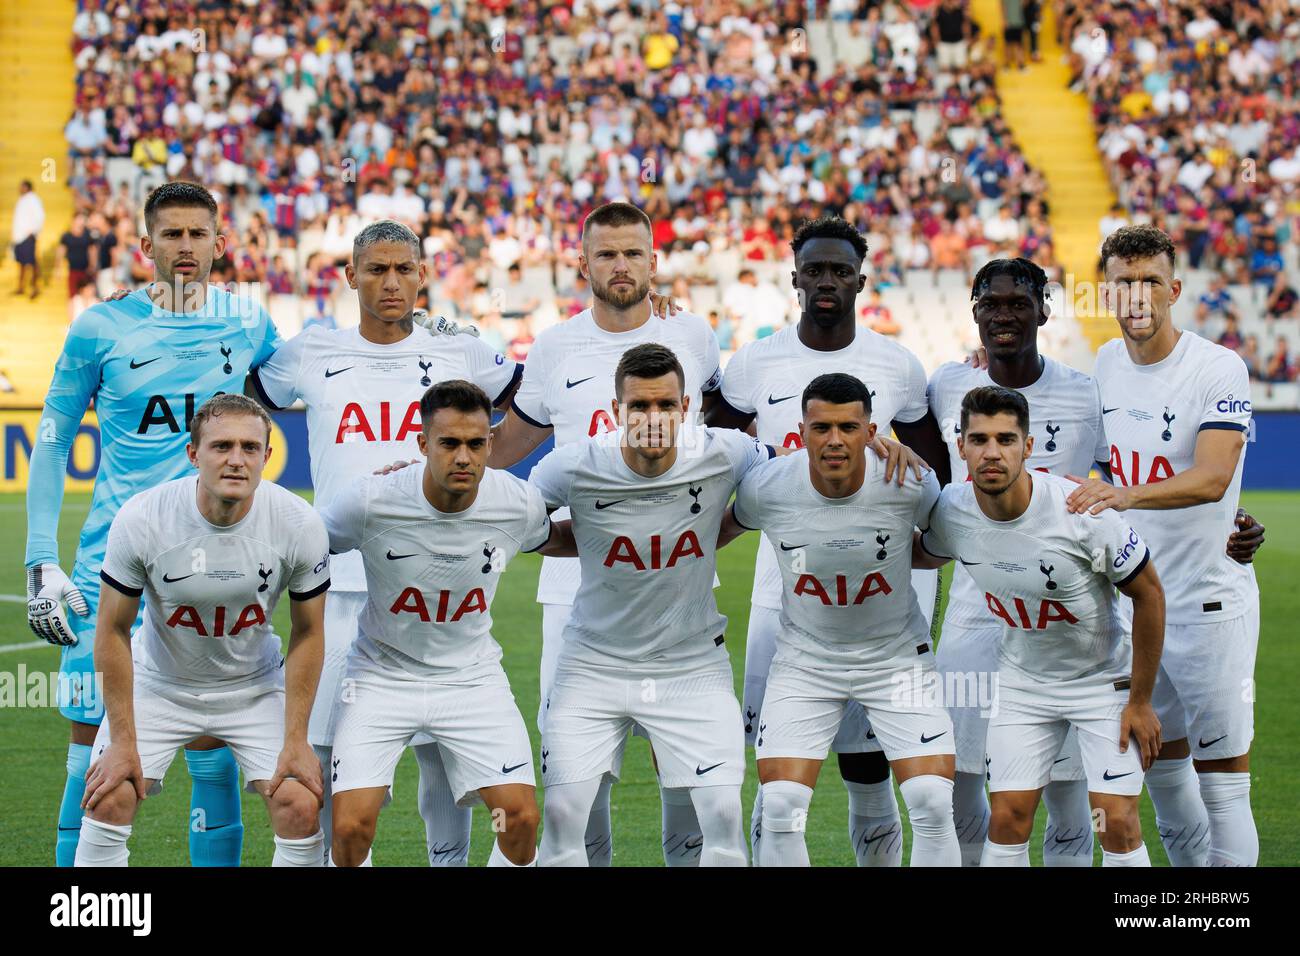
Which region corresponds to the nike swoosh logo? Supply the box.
[696,762,724,775]
[1198,735,1227,749]
[594,499,626,510]
[1102,407,1120,414]
[502,762,528,774]
[386,549,420,560]
[162,572,194,583]
[1053,756,1070,764]
[767,394,798,404]
[130,357,160,369]
[920,732,946,743]
[683,836,703,850]
[325,367,353,378]
[1053,834,1082,844]
[1102,770,1134,780]
[863,831,893,847]
[780,542,806,551]
[566,376,595,388]
[958,559,982,567]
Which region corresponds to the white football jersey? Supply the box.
[528,424,770,663]
[320,464,551,679]
[252,324,519,590]
[512,308,722,604]
[922,473,1148,685]
[720,324,929,610]
[100,476,331,686]
[1095,331,1256,625]
[733,450,940,668]
[927,356,1109,628]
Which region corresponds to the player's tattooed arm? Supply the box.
[1226,508,1265,564]
[1066,429,1245,514]
[534,518,579,558]
[717,505,753,550]
[274,592,326,806]
[1117,560,1166,770]
[488,408,552,469]
[892,412,951,487]
[82,585,148,810]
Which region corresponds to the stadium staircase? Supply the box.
[0,1,76,407]
[969,0,1117,351]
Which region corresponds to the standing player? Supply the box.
[917,386,1166,867]
[323,382,575,867]
[488,202,723,866]
[26,182,280,867]
[530,344,773,867]
[1067,224,1261,867]
[928,258,1108,866]
[721,373,961,867]
[705,215,951,866]
[250,220,521,866]
[75,395,330,867]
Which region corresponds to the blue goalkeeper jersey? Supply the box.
[25,286,281,590]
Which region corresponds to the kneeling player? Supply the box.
[322,381,573,867]
[916,386,1165,866]
[721,373,961,866]
[76,395,330,867]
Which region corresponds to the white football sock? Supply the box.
[272,829,325,867]
[899,775,961,867]
[951,771,990,867]
[488,837,537,867]
[328,848,373,867]
[584,774,614,867]
[414,742,472,867]
[1042,779,1094,867]
[313,745,334,866]
[74,817,131,867]
[980,838,1030,867]
[845,779,902,867]
[1198,772,1258,866]
[539,777,602,867]
[758,780,813,867]
[749,786,764,866]
[661,785,702,867]
[690,785,748,866]
[1102,843,1151,867]
[1145,757,1210,867]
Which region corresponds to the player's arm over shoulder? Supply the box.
[250,323,319,410]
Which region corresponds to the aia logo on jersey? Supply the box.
[1108,445,1173,486]
[137,392,224,435]
[604,531,703,570]
[588,409,616,437]
[390,586,487,623]
[782,432,803,450]
[984,593,1078,630]
[793,572,892,606]
[335,401,421,444]
[167,603,266,637]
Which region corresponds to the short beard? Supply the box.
[593,277,650,309]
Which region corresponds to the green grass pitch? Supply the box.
[1,491,1296,866]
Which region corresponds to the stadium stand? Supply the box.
[32,0,1300,405]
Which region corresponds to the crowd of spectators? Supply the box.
[60,0,1053,359]
[1067,0,1300,385]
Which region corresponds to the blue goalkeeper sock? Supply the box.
[56,743,92,867]
[185,747,244,867]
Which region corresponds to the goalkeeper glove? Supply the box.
[413,309,481,338]
[26,563,90,647]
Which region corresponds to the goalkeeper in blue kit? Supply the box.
[26,182,282,866]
